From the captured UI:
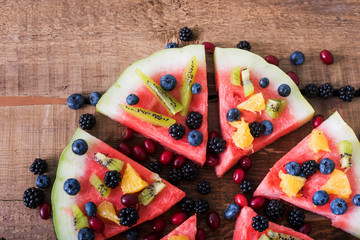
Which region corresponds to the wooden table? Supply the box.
[1,0,359,239]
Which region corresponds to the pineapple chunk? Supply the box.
[279,170,306,198]
[308,129,331,153]
[121,163,149,194]
[321,169,352,199]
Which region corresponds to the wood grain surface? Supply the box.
[1,0,360,239]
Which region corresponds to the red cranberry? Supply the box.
[265,55,279,66]
[121,194,138,206]
[209,130,220,139]
[152,217,166,232]
[235,194,248,208]
[287,71,300,86]
[121,128,133,141]
[203,42,215,54]
[207,211,221,229]
[196,229,206,240]
[312,114,325,128]
[132,145,147,161]
[173,155,187,169]
[159,150,173,165]
[39,202,51,220]
[206,153,219,167]
[250,196,266,210]
[299,222,312,235]
[171,211,187,226]
[320,50,334,65]
[143,232,160,240]
[89,216,105,233]
[239,156,252,170]
[144,139,156,154]
[233,169,245,184]
[118,142,132,156]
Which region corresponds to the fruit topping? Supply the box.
[89,91,102,106]
[207,211,221,229]
[353,194,360,206]
[85,202,97,217]
[225,203,241,220]
[321,169,351,199]
[286,71,300,86]
[308,129,330,153]
[67,93,85,110]
[119,207,139,227]
[240,180,254,193]
[339,85,356,102]
[233,168,245,184]
[287,209,305,228]
[30,158,47,175]
[290,51,305,65]
[132,145,147,161]
[23,187,45,209]
[194,199,210,214]
[235,193,248,208]
[197,180,211,195]
[169,124,186,140]
[64,178,81,196]
[278,84,291,97]
[104,170,121,189]
[260,120,273,136]
[181,163,199,180]
[187,130,203,146]
[236,40,251,51]
[312,190,329,206]
[180,197,195,212]
[118,142,132,156]
[138,181,166,206]
[121,163,149,194]
[160,74,177,91]
[279,170,306,198]
[286,161,301,176]
[169,236,189,240]
[258,234,270,240]
[78,228,95,240]
[230,66,242,86]
[242,68,254,97]
[171,211,187,225]
[89,174,110,198]
[173,155,187,169]
[39,202,51,220]
[304,84,318,98]
[97,201,119,224]
[79,113,96,130]
[239,156,252,170]
[301,160,318,177]
[318,83,333,99]
[264,55,279,66]
[180,56,197,116]
[229,119,254,149]
[312,114,325,128]
[330,198,348,215]
[93,152,124,172]
[89,216,104,233]
[166,42,179,49]
[203,41,215,54]
[237,93,266,112]
[72,139,88,155]
[160,150,174,165]
[249,121,265,138]
[72,204,89,230]
[36,175,51,189]
[252,215,269,232]
[265,200,285,220]
[250,196,266,210]
[227,108,241,122]
[259,77,269,88]
[318,158,335,175]
[268,230,302,240]
[126,94,140,105]
[179,27,193,41]
[186,111,203,129]
[147,161,162,174]
[338,140,353,169]
[121,194,138,207]
[191,83,202,94]
[265,99,286,119]
[207,137,227,153]
[320,49,334,65]
[152,217,166,232]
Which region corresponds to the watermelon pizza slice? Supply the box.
[160,214,197,240]
[254,111,360,238]
[96,45,208,166]
[51,128,185,240]
[233,206,313,240]
[213,47,314,177]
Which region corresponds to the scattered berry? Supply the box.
[121,194,138,207]
[186,111,203,129]
[330,198,348,215]
[169,123,186,140]
[235,193,248,208]
[179,27,193,41]
[63,178,81,195]
[203,42,215,54]
[250,196,266,210]
[239,180,254,193]
[353,194,360,206]
[23,187,45,209]
[286,161,301,176]
[339,85,356,102]
[287,209,305,228]
[236,41,251,51]
[152,217,166,232]
[319,158,335,175]
[171,211,187,225]
[124,228,140,240]
[208,130,220,139]
[197,180,211,195]
[278,83,292,97]
[119,207,139,227]
[181,163,199,180]
[233,168,245,184]
[30,158,47,175]
[143,139,156,154]
[265,55,279,66]
[299,223,312,235]
[89,92,102,106]
[78,228,95,240]
[319,83,334,99]
[301,160,318,177]
[160,150,173,165]
[166,42,178,49]
[290,51,305,65]
[36,175,51,189]
[121,128,134,141]
[249,121,265,138]
[173,155,187,169]
[252,215,269,232]
[207,137,227,154]
[259,77,270,88]
[304,84,318,98]
[67,93,85,110]
[320,49,334,65]
[194,199,210,214]
[167,168,183,185]
[89,216,104,233]
[126,94,139,105]
[239,156,252,170]
[104,170,121,189]
[85,202,97,217]
[191,83,202,94]
[39,202,51,220]
[265,200,284,220]
[72,139,88,155]
[118,142,132,156]
[207,211,221,229]
[187,130,203,146]
[206,153,219,167]
[160,74,177,91]
[312,190,329,206]
[225,203,241,220]
[226,108,241,122]
[261,120,273,136]
[180,197,195,212]
[132,145,147,161]
[147,161,162,174]
[312,114,325,128]
[195,229,206,240]
[79,113,96,130]
[286,71,300,86]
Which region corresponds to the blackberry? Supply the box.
[30,158,47,175]
[252,215,269,232]
[119,207,139,227]
[249,121,265,138]
[304,84,318,98]
[197,180,211,195]
[194,199,210,214]
[169,123,186,140]
[207,137,227,154]
[318,83,334,99]
[239,180,254,193]
[104,170,121,189]
[186,111,203,129]
[287,209,305,228]
[79,113,96,130]
[301,160,318,177]
[265,200,285,220]
[23,187,45,209]
[236,41,251,51]
[167,168,183,185]
[147,161,162,174]
[179,27,193,41]
[180,197,195,212]
[181,163,199,180]
[339,85,356,102]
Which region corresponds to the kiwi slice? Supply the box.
[230,66,242,86]
[267,230,302,240]
[138,181,166,206]
[89,173,111,198]
[135,69,183,115]
[94,152,124,172]
[119,104,176,127]
[72,204,89,230]
[241,68,254,97]
[338,140,353,169]
[265,99,286,119]
[258,234,271,240]
[180,56,198,116]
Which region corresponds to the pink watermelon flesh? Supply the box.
[233,206,313,240]
[161,214,197,240]
[52,129,185,240]
[254,112,360,238]
[214,47,314,177]
[96,45,208,166]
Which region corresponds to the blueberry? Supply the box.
[259,77,269,88]
[290,51,305,65]
[225,203,241,220]
[36,175,51,189]
[312,190,329,206]
[227,108,241,122]
[191,83,202,94]
[353,194,360,206]
[166,42,179,49]
[330,198,348,215]
[299,172,307,178]
[319,158,335,175]
[187,130,203,146]
[126,94,139,105]
[125,228,140,240]
[89,92,102,106]
[78,227,95,240]
[160,74,177,91]
[63,178,81,195]
[261,120,273,135]
[85,202,97,217]
[278,84,291,97]
[285,161,301,176]
[72,139,88,155]
[67,93,85,110]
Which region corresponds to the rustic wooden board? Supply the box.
[1,0,360,239]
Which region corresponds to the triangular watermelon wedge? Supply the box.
[96,45,208,165]
[214,47,314,177]
[161,214,197,240]
[233,206,313,240]
[51,128,185,239]
[254,112,360,238]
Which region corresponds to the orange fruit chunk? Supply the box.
[279,170,306,198]
[321,169,352,199]
[237,93,266,112]
[169,236,190,240]
[308,129,331,153]
[229,118,254,149]
[97,201,119,225]
[121,163,149,194]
